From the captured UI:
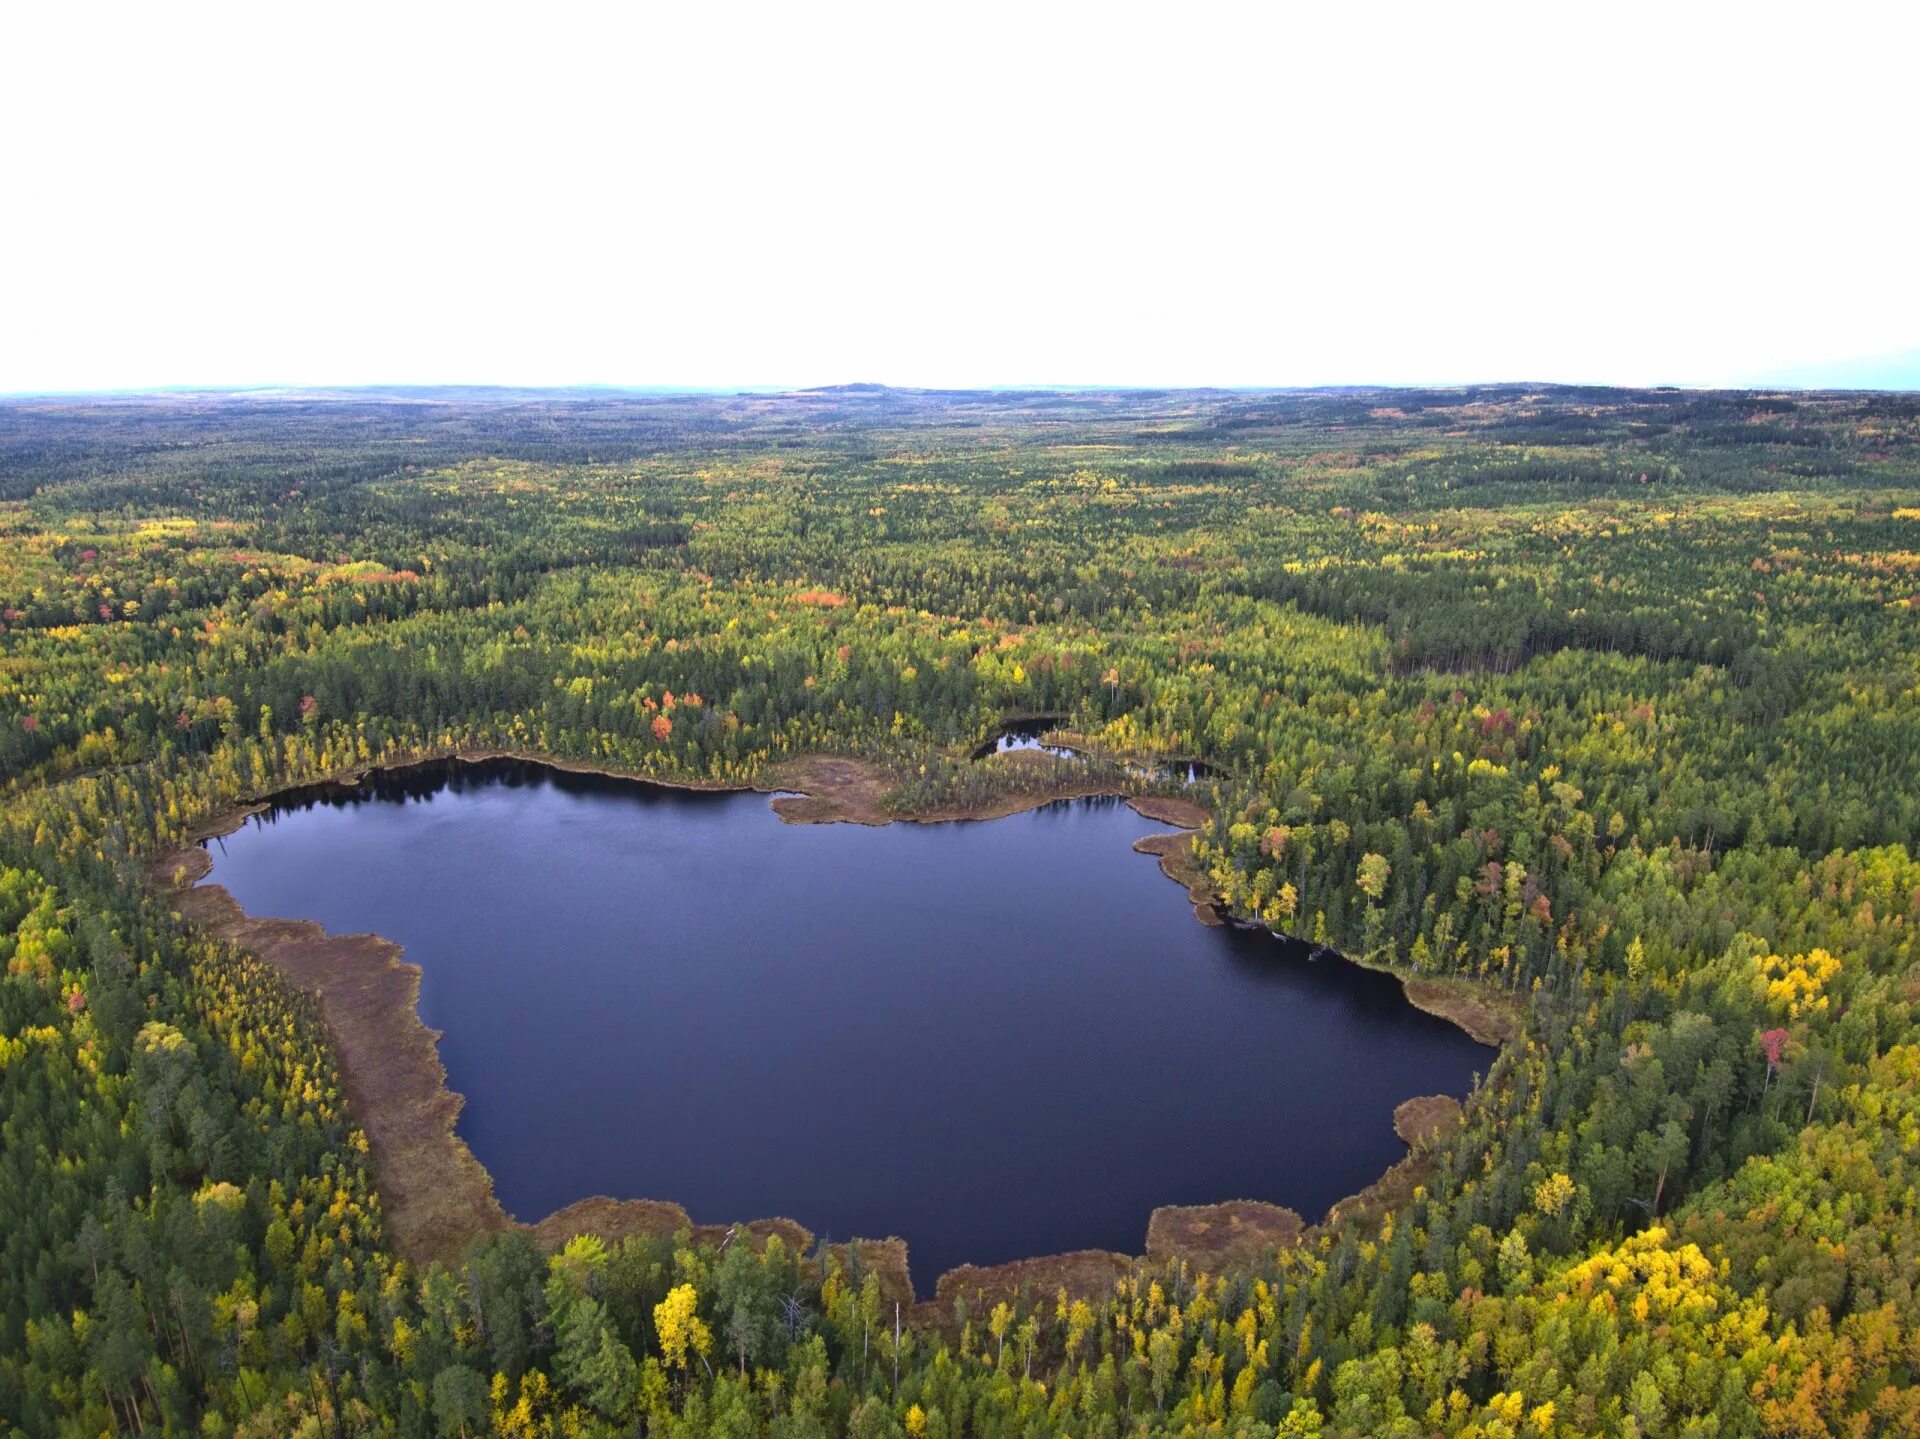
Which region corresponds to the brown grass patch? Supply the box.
[531,1196,814,1258]
[821,1237,916,1308]
[1401,975,1522,1047]
[921,1250,1134,1330]
[1145,1200,1304,1270]
[1393,1094,1464,1149]
[532,1196,693,1250]
[1325,1149,1435,1232]
[768,755,897,825]
[1127,794,1210,828]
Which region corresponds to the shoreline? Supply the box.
[1349,953,1523,1048]
[148,745,1501,1298]
[222,743,1198,831]
[151,842,512,1265]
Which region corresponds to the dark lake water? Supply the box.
[203,758,1489,1288]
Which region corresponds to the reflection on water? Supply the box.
[972,718,1217,786]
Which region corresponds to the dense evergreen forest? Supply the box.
[4,382,1920,1437]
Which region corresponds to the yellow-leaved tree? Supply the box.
[654,1284,712,1377]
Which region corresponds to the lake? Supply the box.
[202,758,1489,1287]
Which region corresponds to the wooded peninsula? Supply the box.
[3,383,1918,1437]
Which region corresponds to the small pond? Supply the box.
[972,719,1218,786]
[202,758,1488,1287]
[970,715,1078,760]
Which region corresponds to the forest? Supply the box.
[2,381,1919,1437]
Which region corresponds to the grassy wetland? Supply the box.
[5,384,1920,1436]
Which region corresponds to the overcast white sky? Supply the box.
[4,1,1916,393]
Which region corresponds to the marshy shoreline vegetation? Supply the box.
[149,747,1472,1301]
[4,383,1920,1435]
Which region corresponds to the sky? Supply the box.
[4,1,1917,394]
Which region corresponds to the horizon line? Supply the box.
[7,377,1920,401]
